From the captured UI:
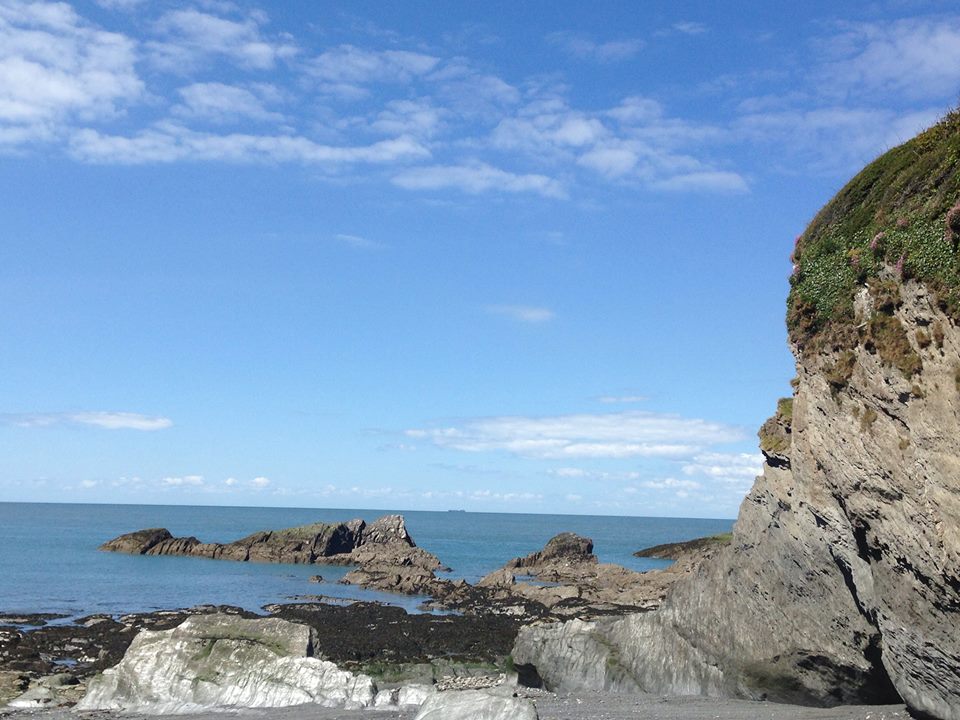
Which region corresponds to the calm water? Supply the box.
[0,503,732,619]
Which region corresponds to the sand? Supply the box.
[1,689,910,720]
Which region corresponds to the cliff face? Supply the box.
[513,113,960,720]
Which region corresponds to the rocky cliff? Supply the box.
[514,110,960,719]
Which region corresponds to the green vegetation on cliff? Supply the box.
[787,108,960,357]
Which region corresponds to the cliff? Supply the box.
[513,110,960,720]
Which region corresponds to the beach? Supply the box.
[1,690,909,720]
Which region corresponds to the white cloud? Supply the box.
[149,8,297,71]
[224,477,238,486]
[391,161,565,198]
[427,60,520,117]
[1,411,172,430]
[547,32,644,62]
[552,467,588,478]
[0,0,142,137]
[69,123,430,165]
[406,411,743,460]
[173,82,283,123]
[672,22,708,36]
[250,476,271,488]
[650,170,749,193]
[94,0,144,10]
[309,45,439,86]
[493,110,607,153]
[334,233,384,250]
[80,479,99,488]
[820,17,960,102]
[369,98,446,138]
[486,305,555,323]
[734,106,942,173]
[682,452,762,482]
[640,477,702,490]
[162,475,204,486]
[597,395,647,404]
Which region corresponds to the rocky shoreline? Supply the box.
[0,521,720,712]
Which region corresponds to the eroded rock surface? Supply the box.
[100,514,443,571]
[471,532,719,617]
[514,117,960,719]
[76,614,376,713]
[414,688,539,720]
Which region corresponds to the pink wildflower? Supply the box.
[870,231,885,251]
[896,217,909,229]
[895,254,905,277]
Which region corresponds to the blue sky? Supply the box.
[2,0,959,517]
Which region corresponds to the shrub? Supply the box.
[860,405,878,432]
[867,314,922,377]
[825,350,857,389]
[787,107,960,352]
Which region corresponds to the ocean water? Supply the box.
[0,502,732,619]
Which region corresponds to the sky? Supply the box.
[1,0,959,518]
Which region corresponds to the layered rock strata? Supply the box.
[76,614,377,712]
[513,115,960,720]
[101,514,443,570]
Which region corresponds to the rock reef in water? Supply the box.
[475,531,721,616]
[100,514,443,570]
[514,112,960,719]
[76,614,376,713]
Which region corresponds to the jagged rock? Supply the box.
[99,527,173,554]
[6,673,81,709]
[513,117,960,720]
[76,614,376,713]
[98,515,436,569]
[633,533,732,561]
[413,689,538,720]
[361,514,414,546]
[507,532,595,570]
[473,532,715,617]
[0,671,29,706]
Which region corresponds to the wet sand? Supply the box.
[1,689,909,720]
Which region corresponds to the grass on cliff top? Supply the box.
[788,107,960,355]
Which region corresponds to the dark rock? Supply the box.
[633,534,732,561]
[506,533,595,570]
[99,528,173,555]
[99,515,422,567]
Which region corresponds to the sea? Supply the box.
[0,503,733,620]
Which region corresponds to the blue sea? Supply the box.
[0,503,732,620]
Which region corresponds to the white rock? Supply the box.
[397,683,433,706]
[76,614,375,713]
[413,689,538,720]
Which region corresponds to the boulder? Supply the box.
[507,532,595,569]
[98,527,173,554]
[76,613,376,713]
[413,689,538,720]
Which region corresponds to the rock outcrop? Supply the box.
[76,614,376,713]
[474,532,716,616]
[514,112,960,719]
[414,689,539,720]
[100,514,444,571]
